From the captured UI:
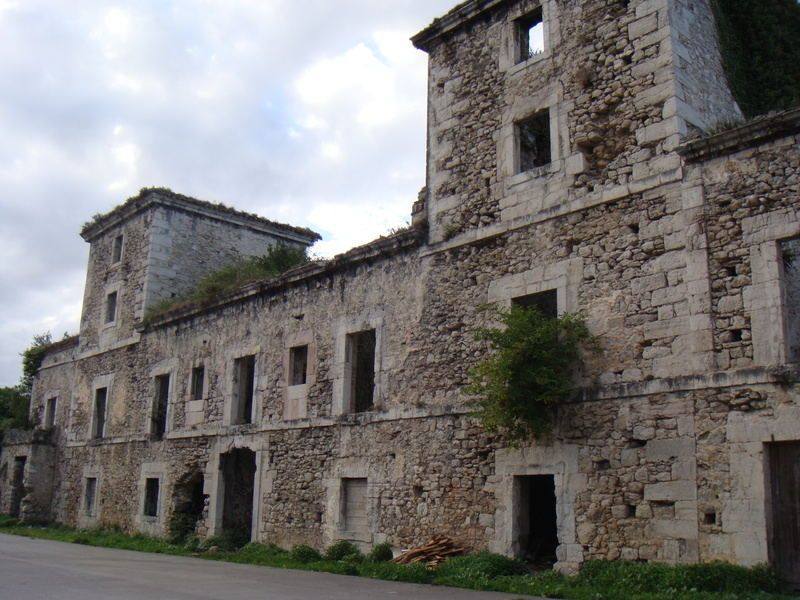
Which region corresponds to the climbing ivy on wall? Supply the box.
[713,0,800,117]
[467,306,598,444]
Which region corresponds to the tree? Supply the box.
[19,332,52,399]
[0,386,30,434]
[713,0,800,117]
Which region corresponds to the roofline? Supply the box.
[80,188,321,245]
[678,106,800,163]
[139,226,424,331]
[412,0,506,52]
[40,335,79,357]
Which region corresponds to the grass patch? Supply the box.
[0,518,793,599]
[144,244,311,323]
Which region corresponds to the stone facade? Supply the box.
[2,0,799,580]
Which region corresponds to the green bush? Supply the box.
[325,540,362,562]
[290,544,322,564]
[367,543,394,563]
[202,530,249,552]
[468,305,598,443]
[435,552,527,587]
[167,512,198,545]
[358,561,433,584]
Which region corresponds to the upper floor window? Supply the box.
[151,374,170,440]
[513,289,558,319]
[516,6,545,64]
[781,237,800,361]
[345,330,376,413]
[191,365,205,401]
[44,397,57,429]
[517,110,552,173]
[232,355,256,425]
[92,387,108,439]
[289,345,309,386]
[105,291,118,324]
[112,235,124,264]
[143,478,160,518]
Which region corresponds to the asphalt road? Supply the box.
[0,533,535,600]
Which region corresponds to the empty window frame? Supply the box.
[44,397,57,428]
[346,330,376,413]
[341,478,368,534]
[517,110,552,172]
[151,374,170,439]
[191,366,205,401]
[112,235,124,264]
[516,6,545,63]
[105,291,118,324]
[233,355,256,425]
[781,237,800,362]
[513,289,558,319]
[93,387,108,439]
[143,478,160,518]
[289,345,309,386]
[84,477,98,516]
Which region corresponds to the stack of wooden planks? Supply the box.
[391,536,466,568]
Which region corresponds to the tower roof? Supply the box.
[80,188,321,245]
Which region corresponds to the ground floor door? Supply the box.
[768,442,800,588]
[514,475,559,567]
[220,449,256,545]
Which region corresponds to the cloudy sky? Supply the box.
[0,0,455,387]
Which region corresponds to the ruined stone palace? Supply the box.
[2,0,799,583]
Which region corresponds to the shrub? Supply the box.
[359,561,433,584]
[325,540,362,562]
[290,544,322,564]
[201,530,249,552]
[167,512,198,545]
[435,553,527,587]
[468,305,598,443]
[367,543,394,563]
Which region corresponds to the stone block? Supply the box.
[645,481,696,502]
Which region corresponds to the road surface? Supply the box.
[0,533,535,599]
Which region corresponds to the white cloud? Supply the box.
[0,0,455,385]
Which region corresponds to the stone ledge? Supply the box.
[139,227,424,331]
[81,188,321,244]
[677,106,800,163]
[412,0,505,52]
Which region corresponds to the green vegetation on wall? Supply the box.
[713,0,800,117]
[145,244,311,322]
[467,306,598,444]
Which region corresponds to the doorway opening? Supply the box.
[220,448,256,547]
[514,475,559,568]
[170,471,206,543]
[10,457,26,518]
[768,442,800,588]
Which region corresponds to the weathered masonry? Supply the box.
[2,0,799,583]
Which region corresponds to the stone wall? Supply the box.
[9,0,800,578]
